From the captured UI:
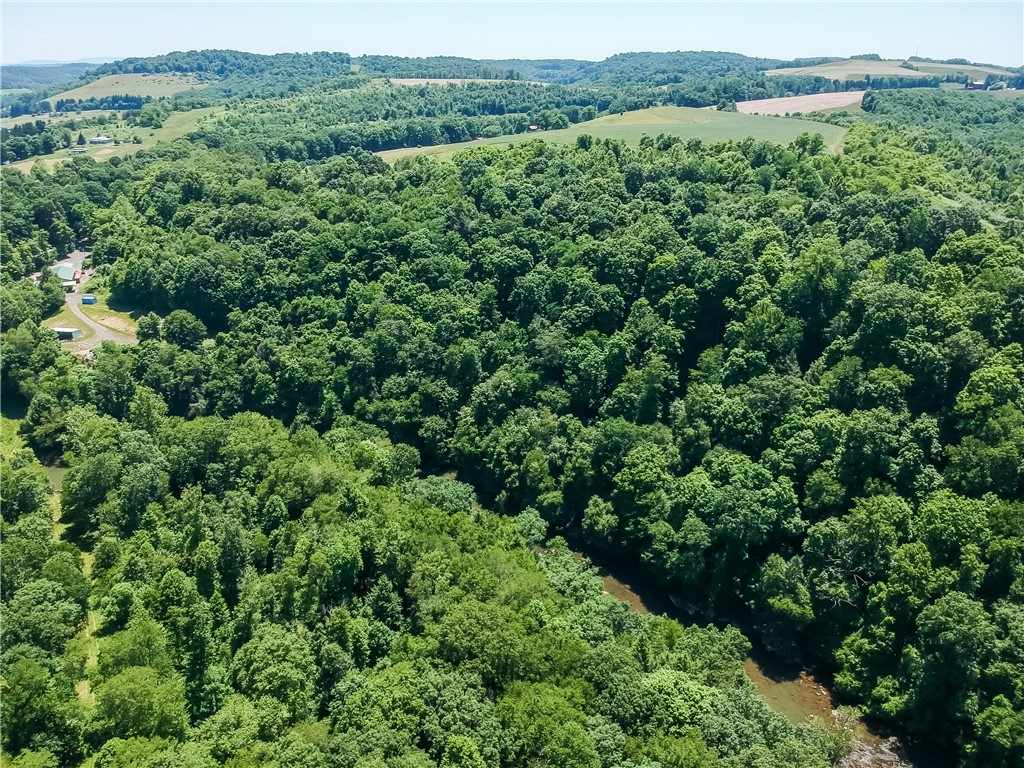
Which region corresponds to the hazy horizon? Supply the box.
[2,1,1022,69]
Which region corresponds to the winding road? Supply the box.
[52,250,137,352]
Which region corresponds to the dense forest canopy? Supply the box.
[2,45,1024,768]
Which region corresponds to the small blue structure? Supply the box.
[82,294,97,304]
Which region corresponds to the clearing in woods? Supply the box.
[377,106,846,163]
[9,106,222,172]
[737,90,866,116]
[48,72,205,102]
[765,58,1017,81]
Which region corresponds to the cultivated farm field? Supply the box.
[377,106,847,163]
[48,72,206,102]
[737,91,866,116]
[765,58,1017,81]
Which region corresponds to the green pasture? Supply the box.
[48,72,204,102]
[378,106,846,163]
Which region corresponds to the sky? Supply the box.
[1,1,1022,68]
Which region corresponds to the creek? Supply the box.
[567,544,950,768]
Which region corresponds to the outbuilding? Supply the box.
[52,327,83,341]
[82,294,97,304]
[89,135,114,144]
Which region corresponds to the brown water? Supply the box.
[572,548,947,768]
[586,555,839,723]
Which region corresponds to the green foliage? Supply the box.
[1,65,1022,767]
[89,667,189,743]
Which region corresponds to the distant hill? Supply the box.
[52,48,1022,95]
[9,57,114,66]
[357,51,838,85]
[88,49,355,97]
[76,49,849,88]
[0,62,97,90]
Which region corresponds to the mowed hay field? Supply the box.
[378,106,846,163]
[737,91,866,116]
[765,59,1017,81]
[49,73,205,102]
[765,60,928,78]
[10,106,222,172]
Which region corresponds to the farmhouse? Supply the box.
[89,135,114,144]
[52,327,83,341]
[965,81,987,90]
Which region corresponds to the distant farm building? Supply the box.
[89,135,114,144]
[527,124,540,131]
[965,81,986,90]
[52,327,83,341]
[82,294,97,304]
[71,147,88,154]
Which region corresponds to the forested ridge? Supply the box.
[5,46,987,122]
[2,78,1024,768]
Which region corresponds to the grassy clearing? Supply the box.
[10,106,222,172]
[80,278,142,335]
[378,106,846,163]
[989,89,1024,100]
[73,609,101,707]
[49,72,205,102]
[814,101,866,116]
[1,413,25,460]
[41,303,95,342]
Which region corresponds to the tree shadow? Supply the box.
[102,296,148,321]
[1,395,29,422]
